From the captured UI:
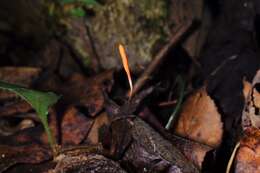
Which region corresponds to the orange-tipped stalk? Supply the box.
[118,44,133,99]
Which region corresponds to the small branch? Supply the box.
[131,20,193,96]
[158,100,177,107]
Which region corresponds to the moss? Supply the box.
[88,0,170,71]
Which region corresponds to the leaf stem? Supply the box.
[41,117,58,156]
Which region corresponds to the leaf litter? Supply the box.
[1,1,260,172]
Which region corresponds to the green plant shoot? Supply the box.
[69,7,86,17]
[59,0,98,5]
[58,0,98,17]
[165,76,186,130]
[0,81,60,154]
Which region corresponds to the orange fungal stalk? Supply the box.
[118,44,133,99]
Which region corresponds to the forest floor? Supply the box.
[0,0,260,173]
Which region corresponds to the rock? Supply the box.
[88,0,171,71]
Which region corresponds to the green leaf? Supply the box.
[165,76,186,130]
[59,0,98,5]
[80,0,98,5]
[68,7,86,17]
[59,0,75,4]
[0,81,60,152]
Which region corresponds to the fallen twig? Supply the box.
[131,20,193,96]
[158,100,177,107]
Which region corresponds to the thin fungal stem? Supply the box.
[118,44,133,99]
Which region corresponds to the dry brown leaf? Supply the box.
[0,144,51,173]
[0,67,41,100]
[85,112,109,145]
[0,100,32,118]
[61,106,94,145]
[61,70,114,117]
[242,70,260,130]
[174,86,223,147]
[230,73,260,173]
[243,79,252,100]
[38,106,95,146]
[234,128,260,173]
[0,67,41,85]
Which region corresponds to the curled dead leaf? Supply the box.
[234,128,260,173]
[0,100,32,118]
[0,67,41,86]
[242,70,260,130]
[85,112,109,145]
[0,67,41,101]
[62,70,114,117]
[0,144,51,173]
[174,86,223,147]
[242,79,252,100]
[61,106,94,145]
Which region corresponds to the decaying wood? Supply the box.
[50,154,127,173]
[103,88,199,173]
[122,117,200,173]
[169,134,212,169]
